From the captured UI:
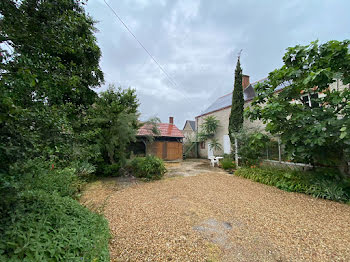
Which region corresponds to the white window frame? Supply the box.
[301,92,319,108]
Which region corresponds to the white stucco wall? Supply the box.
[196,101,264,158]
[196,80,349,158]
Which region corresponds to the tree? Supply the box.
[142,117,161,143]
[197,115,220,142]
[90,86,140,167]
[246,40,350,173]
[229,55,244,165]
[197,116,222,154]
[208,138,223,152]
[0,0,104,172]
[0,0,103,107]
[0,2,111,259]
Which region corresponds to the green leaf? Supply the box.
[340,132,347,139]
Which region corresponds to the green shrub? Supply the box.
[129,155,166,180]
[21,167,80,198]
[0,190,110,262]
[102,163,121,177]
[236,131,270,167]
[71,161,96,180]
[220,157,236,170]
[235,167,349,202]
[9,158,88,198]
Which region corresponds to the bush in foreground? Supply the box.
[235,167,350,202]
[220,157,236,170]
[128,155,166,181]
[0,190,110,262]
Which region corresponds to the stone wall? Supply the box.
[183,122,195,143]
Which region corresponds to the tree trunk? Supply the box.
[108,149,115,164]
[278,137,282,162]
[234,137,239,167]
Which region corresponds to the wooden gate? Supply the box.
[147,141,182,160]
[166,142,182,160]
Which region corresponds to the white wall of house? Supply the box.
[196,79,349,159]
[196,101,265,158]
[329,79,349,92]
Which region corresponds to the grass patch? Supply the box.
[235,167,350,202]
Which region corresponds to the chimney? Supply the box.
[242,75,250,89]
[169,116,174,125]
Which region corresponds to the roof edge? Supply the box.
[195,98,254,119]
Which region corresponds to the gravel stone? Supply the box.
[81,160,350,261]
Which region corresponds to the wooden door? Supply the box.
[149,141,163,159]
[166,142,182,160]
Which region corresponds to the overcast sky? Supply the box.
[86,0,350,128]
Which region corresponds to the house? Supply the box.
[135,117,184,160]
[196,74,349,159]
[182,120,196,143]
[195,75,271,158]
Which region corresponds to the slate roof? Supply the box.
[137,123,184,138]
[183,120,196,131]
[197,77,288,117]
[197,79,265,117]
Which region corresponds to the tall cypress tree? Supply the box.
[228,56,244,142]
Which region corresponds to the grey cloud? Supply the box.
[87,0,350,127]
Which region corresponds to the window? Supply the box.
[200,141,205,149]
[301,93,319,108]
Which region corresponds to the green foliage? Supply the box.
[0,190,110,262]
[197,116,222,152]
[229,57,244,141]
[208,138,223,152]
[235,167,350,202]
[23,168,80,198]
[0,0,103,107]
[129,156,166,181]
[90,85,140,167]
[237,131,270,166]
[101,163,121,177]
[71,161,96,180]
[0,1,111,260]
[197,116,220,141]
[141,117,161,142]
[220,157,236,170]
[246,40,350,172]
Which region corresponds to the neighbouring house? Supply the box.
[182,120,197,158]
[134,117,184,160]
[182,120,196,143]
[196,74,349,159]
[195,75,265,158]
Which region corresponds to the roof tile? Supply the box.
[137,123,184,138]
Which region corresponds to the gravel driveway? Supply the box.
[81,160,350,262]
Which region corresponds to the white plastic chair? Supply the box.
[208,156,219,167]
[208,156,224,167]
